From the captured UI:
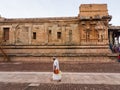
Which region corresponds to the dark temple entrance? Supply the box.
[108,26,120,53]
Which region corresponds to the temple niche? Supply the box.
[15,25,29,45]
[31,25,46,45]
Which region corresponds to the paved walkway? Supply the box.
[0,72,120,85]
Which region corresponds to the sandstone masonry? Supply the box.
[0,4,112,62]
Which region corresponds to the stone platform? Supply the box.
[0,72,120,85]
[0,45,113,62]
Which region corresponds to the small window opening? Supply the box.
[49,30,51,34]
[57,32,61,39]
[33,32,36,39]
[3,28,9,41]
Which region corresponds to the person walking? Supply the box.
[52,57,61,81]
[118,54,120,62]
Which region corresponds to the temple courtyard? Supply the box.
[0,61,120,90]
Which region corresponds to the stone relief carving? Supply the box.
[95,21,106,42]
[15,25,29,45]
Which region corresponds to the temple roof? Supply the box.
[109,25,120,30]
[0,17,78,23]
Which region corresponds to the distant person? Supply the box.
[52,57,61,81]
[118,54,120,62]
[109,43,113,52]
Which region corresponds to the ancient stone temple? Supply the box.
[0,4,112,62]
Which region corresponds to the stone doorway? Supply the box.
[109,28,120,53]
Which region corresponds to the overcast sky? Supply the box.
[0,0,119,25]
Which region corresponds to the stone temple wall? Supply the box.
[0,17,80,46]
[0,4,112,62]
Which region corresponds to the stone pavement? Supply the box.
[0,72,120,85]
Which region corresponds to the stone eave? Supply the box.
[0,17,78,23]
[109,26,120,30]
[79,15,111,21]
